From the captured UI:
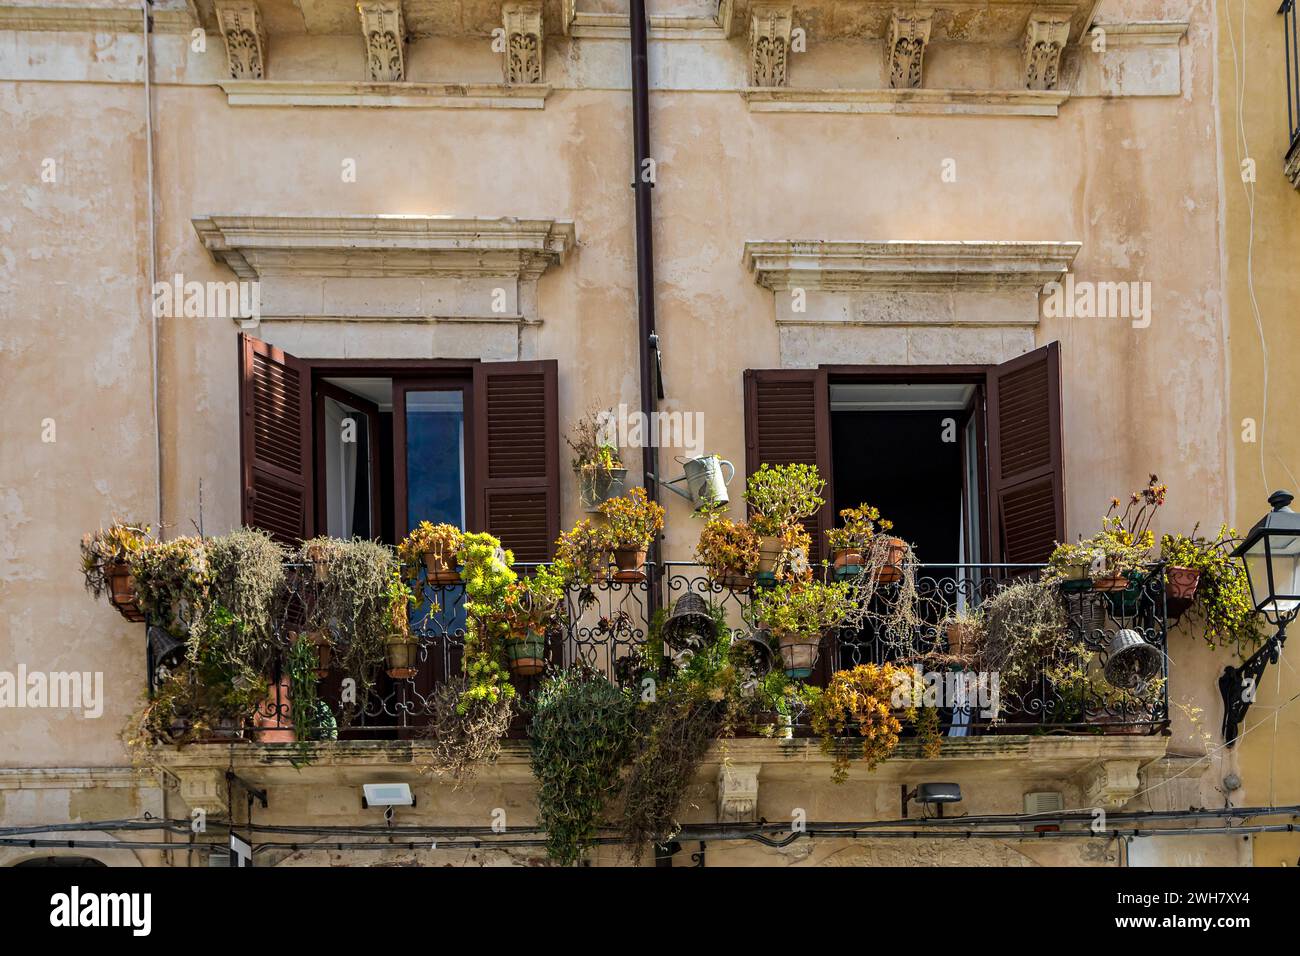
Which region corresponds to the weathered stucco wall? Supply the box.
[0,0,1252,865]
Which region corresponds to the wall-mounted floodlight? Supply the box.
[902,782,962,818]
[362,783,415,809]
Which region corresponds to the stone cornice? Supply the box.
[218,79,551,108]
[561,0,733,40]
[743,86,1070,116]
[193,215,576,280]
[1091,20,1188,46]
[0,4,196,32]
[743,239,1082,292]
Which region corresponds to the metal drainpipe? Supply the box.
[629,0,661,613]
[142,0,163,533]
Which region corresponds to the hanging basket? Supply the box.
[505,630,548,676]
[774,630,821,679]
[580,467,629,513]
[421,551,461,585]
[105,561,145,622]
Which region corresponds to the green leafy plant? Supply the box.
[597,486,665,552]
[396,522,463,576]
[202,528,287,675]
[751,579,854,641]
[826,503,893,553]
[1048,475,1165,583]
[421,676,514,784]
[129,536,209,634]
[1161,527,1263,652]
[744,463,825,538]
[695,515,760,581]
[458,531,517,709]
[529,667,637,865]
[554,519,611,586]
[80,521,153,599]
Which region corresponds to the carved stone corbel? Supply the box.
[717,763,761,823]
[887,9,932,90]
[502,3,544,84]
[1023,11,1071,91]
[173,768,229,814]
[214,1,266,80]
[749,5,793,88]
[1083,759,1142,810]
[358,1,406,83]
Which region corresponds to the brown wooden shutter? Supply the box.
[472,360,560,563]
[986,342,1065,565]
[239,334,314,545]
[743,368,834,558]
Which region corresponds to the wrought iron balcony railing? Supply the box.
[1282,0,1300,183]
[145,561,1171,742]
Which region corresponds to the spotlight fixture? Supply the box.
[362,782,415,809]
[901,782,962,818]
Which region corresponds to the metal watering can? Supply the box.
[657,454,735,510]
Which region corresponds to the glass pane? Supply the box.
[323,397,372,539]
[405,389,465,532]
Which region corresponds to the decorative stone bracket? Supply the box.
[749,5,793,88]
[1023,10,1071,91]
[359,1,406,83]
[173,767,229,816]
[887,9,931,90]
[1082,759,1142,810]
[214,0,266,80]
[718,763,761,823]
[503,3,544,84]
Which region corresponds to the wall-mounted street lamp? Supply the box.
[1220,490,1300,743]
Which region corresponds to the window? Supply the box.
[238,335,559,559]
[743,343,1064,566]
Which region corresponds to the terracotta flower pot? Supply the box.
[253,676,295,744]
[833,548,865,580]
[421,552,461,585]
[105,561,145,622]
[505,630,548,677]
[946,622,973,659]
[775,630,821,679]
[1165,566,1201,620]
[611,548,647,582]
[756,536,784,574]
[384,635,420,680]
[873,538,908,584]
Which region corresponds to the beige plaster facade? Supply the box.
[0,0,1273,866]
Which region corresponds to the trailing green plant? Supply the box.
[597,486,665,551]
[826,503,893,553]
[1161,527,1263,652]
[286,630,337,763]
[979,578,1072,704]
[80,521,153,599]
[458,531,517,710]
[421,677,514,784]
[529,667,637,865]
[297,537,396,710]
[129,536,209,634]
[202,528,287,674]
[396,521,463,576]
[554,519,610,586]
[808,663,907,783]
[695,515,761,581]
[744,463,825,538]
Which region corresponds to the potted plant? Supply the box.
[744,463,826,580]
[129,535,209,635]
[826,503,899,581]
[80,521,153,621]
[940,607,984,662]
[751,579,853,678]
[695,515,761,589]
[1160,526,1264,651]
[382,572,421,680]
[567,410,627,513]
[808,664,907,783]
[554,519,611,586]
[597,486,665,582]
[500,566,565,676]
[397,521,463,585]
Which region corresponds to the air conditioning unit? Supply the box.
[1023,791,1064,815]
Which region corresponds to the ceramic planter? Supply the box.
[384,634,420,680]
[421,552,461,585]
[1164,566,1201,620]
[1057,563,1094,592]
[581,466,628,513]
[611,548,647,582]
[775,630,821,679]
[253,676,295,744]
[505,629,548,677]
[833,548,865,580]
[873,538,908,584]
[105,561,145,622]
[1098,572,1146,616]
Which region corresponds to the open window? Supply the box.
[743,342,1064,567]
[238,334,559,560]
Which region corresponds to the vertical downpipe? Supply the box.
[142,0,163,532]
[629,0,660,608]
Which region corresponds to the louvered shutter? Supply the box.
[986,342,1065,565]
[239,334,314,545]
[472,360,560,563]
[743,369,834,559]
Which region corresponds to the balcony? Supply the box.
[142,560,1172,741]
